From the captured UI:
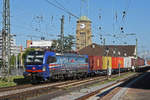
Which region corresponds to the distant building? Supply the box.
[0,32,21,59]
[10,38,21,55]
[26,40,32,48]
[78,43,136,57]
[26,40,53,48]
[76,16,92,51]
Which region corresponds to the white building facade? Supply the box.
[0,32,20,59]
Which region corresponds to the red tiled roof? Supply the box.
[78,43,136,57]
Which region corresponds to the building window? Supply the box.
[80,32,85,35]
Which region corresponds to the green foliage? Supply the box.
[22,48,35,64]
[51,35,75,52]
[0,76,24,87]
[10,54,16,68]
[51,39,61,52]
[64,35,75,52]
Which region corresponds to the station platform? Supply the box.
[111,70,150,100]
[121,70,150,100]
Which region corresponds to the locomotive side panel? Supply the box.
[49,55,89,79]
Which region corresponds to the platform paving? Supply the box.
[121,71,150,100]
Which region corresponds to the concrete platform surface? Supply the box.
[122,71,150,100]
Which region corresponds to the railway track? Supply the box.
[75,73,142,100]
[0,84,32,93]
[0,72,131,100]
[0,76,103,93]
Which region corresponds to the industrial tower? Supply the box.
[2,0,11,78]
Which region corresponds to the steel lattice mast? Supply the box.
[2,0,11,78]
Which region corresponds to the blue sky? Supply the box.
[0,0,150,54]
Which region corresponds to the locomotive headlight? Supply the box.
[42,66,46,71]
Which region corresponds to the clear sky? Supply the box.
[0,0,150,55]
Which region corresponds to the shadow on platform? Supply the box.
[119,67,150,90]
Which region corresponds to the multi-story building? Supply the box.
[76,16,92,51]
[0,31,20,59]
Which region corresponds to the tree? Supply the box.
[51,39,61,52]
[10,54,16,68]
[64,35,75,52]
[51,35,75,52]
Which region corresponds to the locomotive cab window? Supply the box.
[25,51,44,65]
[85,58,88,63]
[47,56,57,64]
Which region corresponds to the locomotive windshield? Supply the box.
[25,51,44,65]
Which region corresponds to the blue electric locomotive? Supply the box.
[23,51,89,81]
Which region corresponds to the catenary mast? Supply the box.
[2,0,11,78]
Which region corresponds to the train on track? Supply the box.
[23,50,145,82]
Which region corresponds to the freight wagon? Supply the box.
[88,56,103,74]
[88,56,145,74]
[89,56,128,74]
[111,57,125,73]
[102,56,112,70]
[131,57,145,68]
[146,60,150,65]
[124,57,132,70]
